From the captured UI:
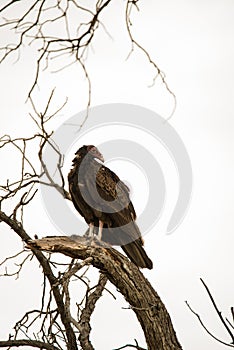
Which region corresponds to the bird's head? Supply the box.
[73,145,104,163]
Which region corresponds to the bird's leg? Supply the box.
[97,220,103,240]
[88,222,94,237]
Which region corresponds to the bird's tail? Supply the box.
[121,239,153,269]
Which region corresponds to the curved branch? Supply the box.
[186,279,234,348]
[185,301,234,348]
[78,273,107,350]
[200,278,234,344]
[0,210,78,350]
[125,0,176,119]
[0,339,60,350]
[27,235,182,350]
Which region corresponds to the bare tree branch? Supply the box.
[78,273,108,350]
[125,0,176,119]
[0,339,60,350]
[0,91,71,217]
[200,278,234,344]
[114,338,147,350]
[26,235,182,350]
[185,301,234,348]
[186,278,234,348]
[0,210,78,350]
[0,0,113,108]
[0,0,175,122]
[0,249,32,279]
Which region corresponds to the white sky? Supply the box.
[1,1,234,349]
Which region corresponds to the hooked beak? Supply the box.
[96,152,104,163]
[87,146,105,163]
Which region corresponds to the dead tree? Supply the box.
[0,94,182,348]
[0,1,181,349]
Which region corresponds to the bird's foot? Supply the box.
[97,220,103,241]
[88,223,94,238]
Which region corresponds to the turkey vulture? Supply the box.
[68,145,153,269]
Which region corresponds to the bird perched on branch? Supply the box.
[68,145,153,269]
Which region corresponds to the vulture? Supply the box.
[68,145,153,269]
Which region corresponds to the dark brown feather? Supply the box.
[67,145,153,269]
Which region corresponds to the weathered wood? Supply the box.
[0,210,78,350]
[27,236,182,350]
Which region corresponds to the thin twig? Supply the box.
[186,301,234,347]
[125,0,176,120]
[114,338,146,350]
[200,278,234,344]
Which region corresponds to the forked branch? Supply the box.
[186,278,234,348]
[27,235,182,350]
